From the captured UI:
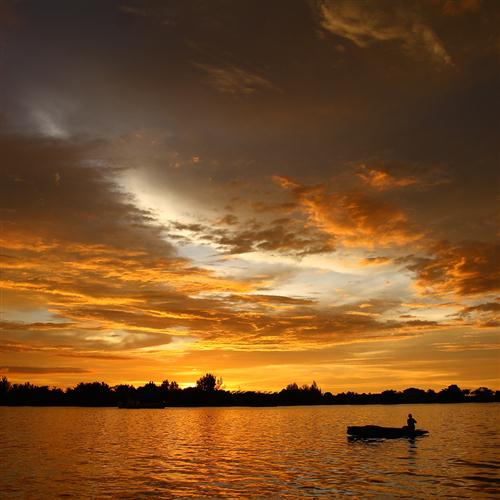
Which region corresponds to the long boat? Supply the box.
[347,425,429,439]
[118,401,166,409]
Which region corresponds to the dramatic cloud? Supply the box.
[273,176,422,248]
[409,242,500,297]
[316,0,453,65]
[1,131,495,387]
[0,136,258,351]
[1,135,438,365]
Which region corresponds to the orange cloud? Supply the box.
[357,167,418,190]
[409,242,500,297]
[274,176,422,248]
[355,163,450,191]
[361,256,392,266]
[316,0,453,65]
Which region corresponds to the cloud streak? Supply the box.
[356,166,418,190]
[0,366,90,374]
[316,0,453,65]
[194,62,277,96]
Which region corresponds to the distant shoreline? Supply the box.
[1,376,498,407]
[1,401,499,408]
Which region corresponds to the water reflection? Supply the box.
[0,404,498,498]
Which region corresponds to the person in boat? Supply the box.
[407,413,417,431]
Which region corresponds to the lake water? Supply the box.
[1,404,498,498]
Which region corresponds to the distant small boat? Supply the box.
[118,401,165,409]
[347,425,429,439]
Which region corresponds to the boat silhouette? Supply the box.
[347,425,429,439]
[118,401,165,409]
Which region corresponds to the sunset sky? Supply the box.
[1,0,499,392]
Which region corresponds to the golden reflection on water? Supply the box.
[1,404,498,498]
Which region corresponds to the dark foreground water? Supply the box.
[1,404,498,498]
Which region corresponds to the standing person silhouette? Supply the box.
[407,413,417,431]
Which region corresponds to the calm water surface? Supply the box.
[1,404,498,498]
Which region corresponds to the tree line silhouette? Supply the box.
[0,374,498,407]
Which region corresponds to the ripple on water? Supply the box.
[0,404,499,498]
